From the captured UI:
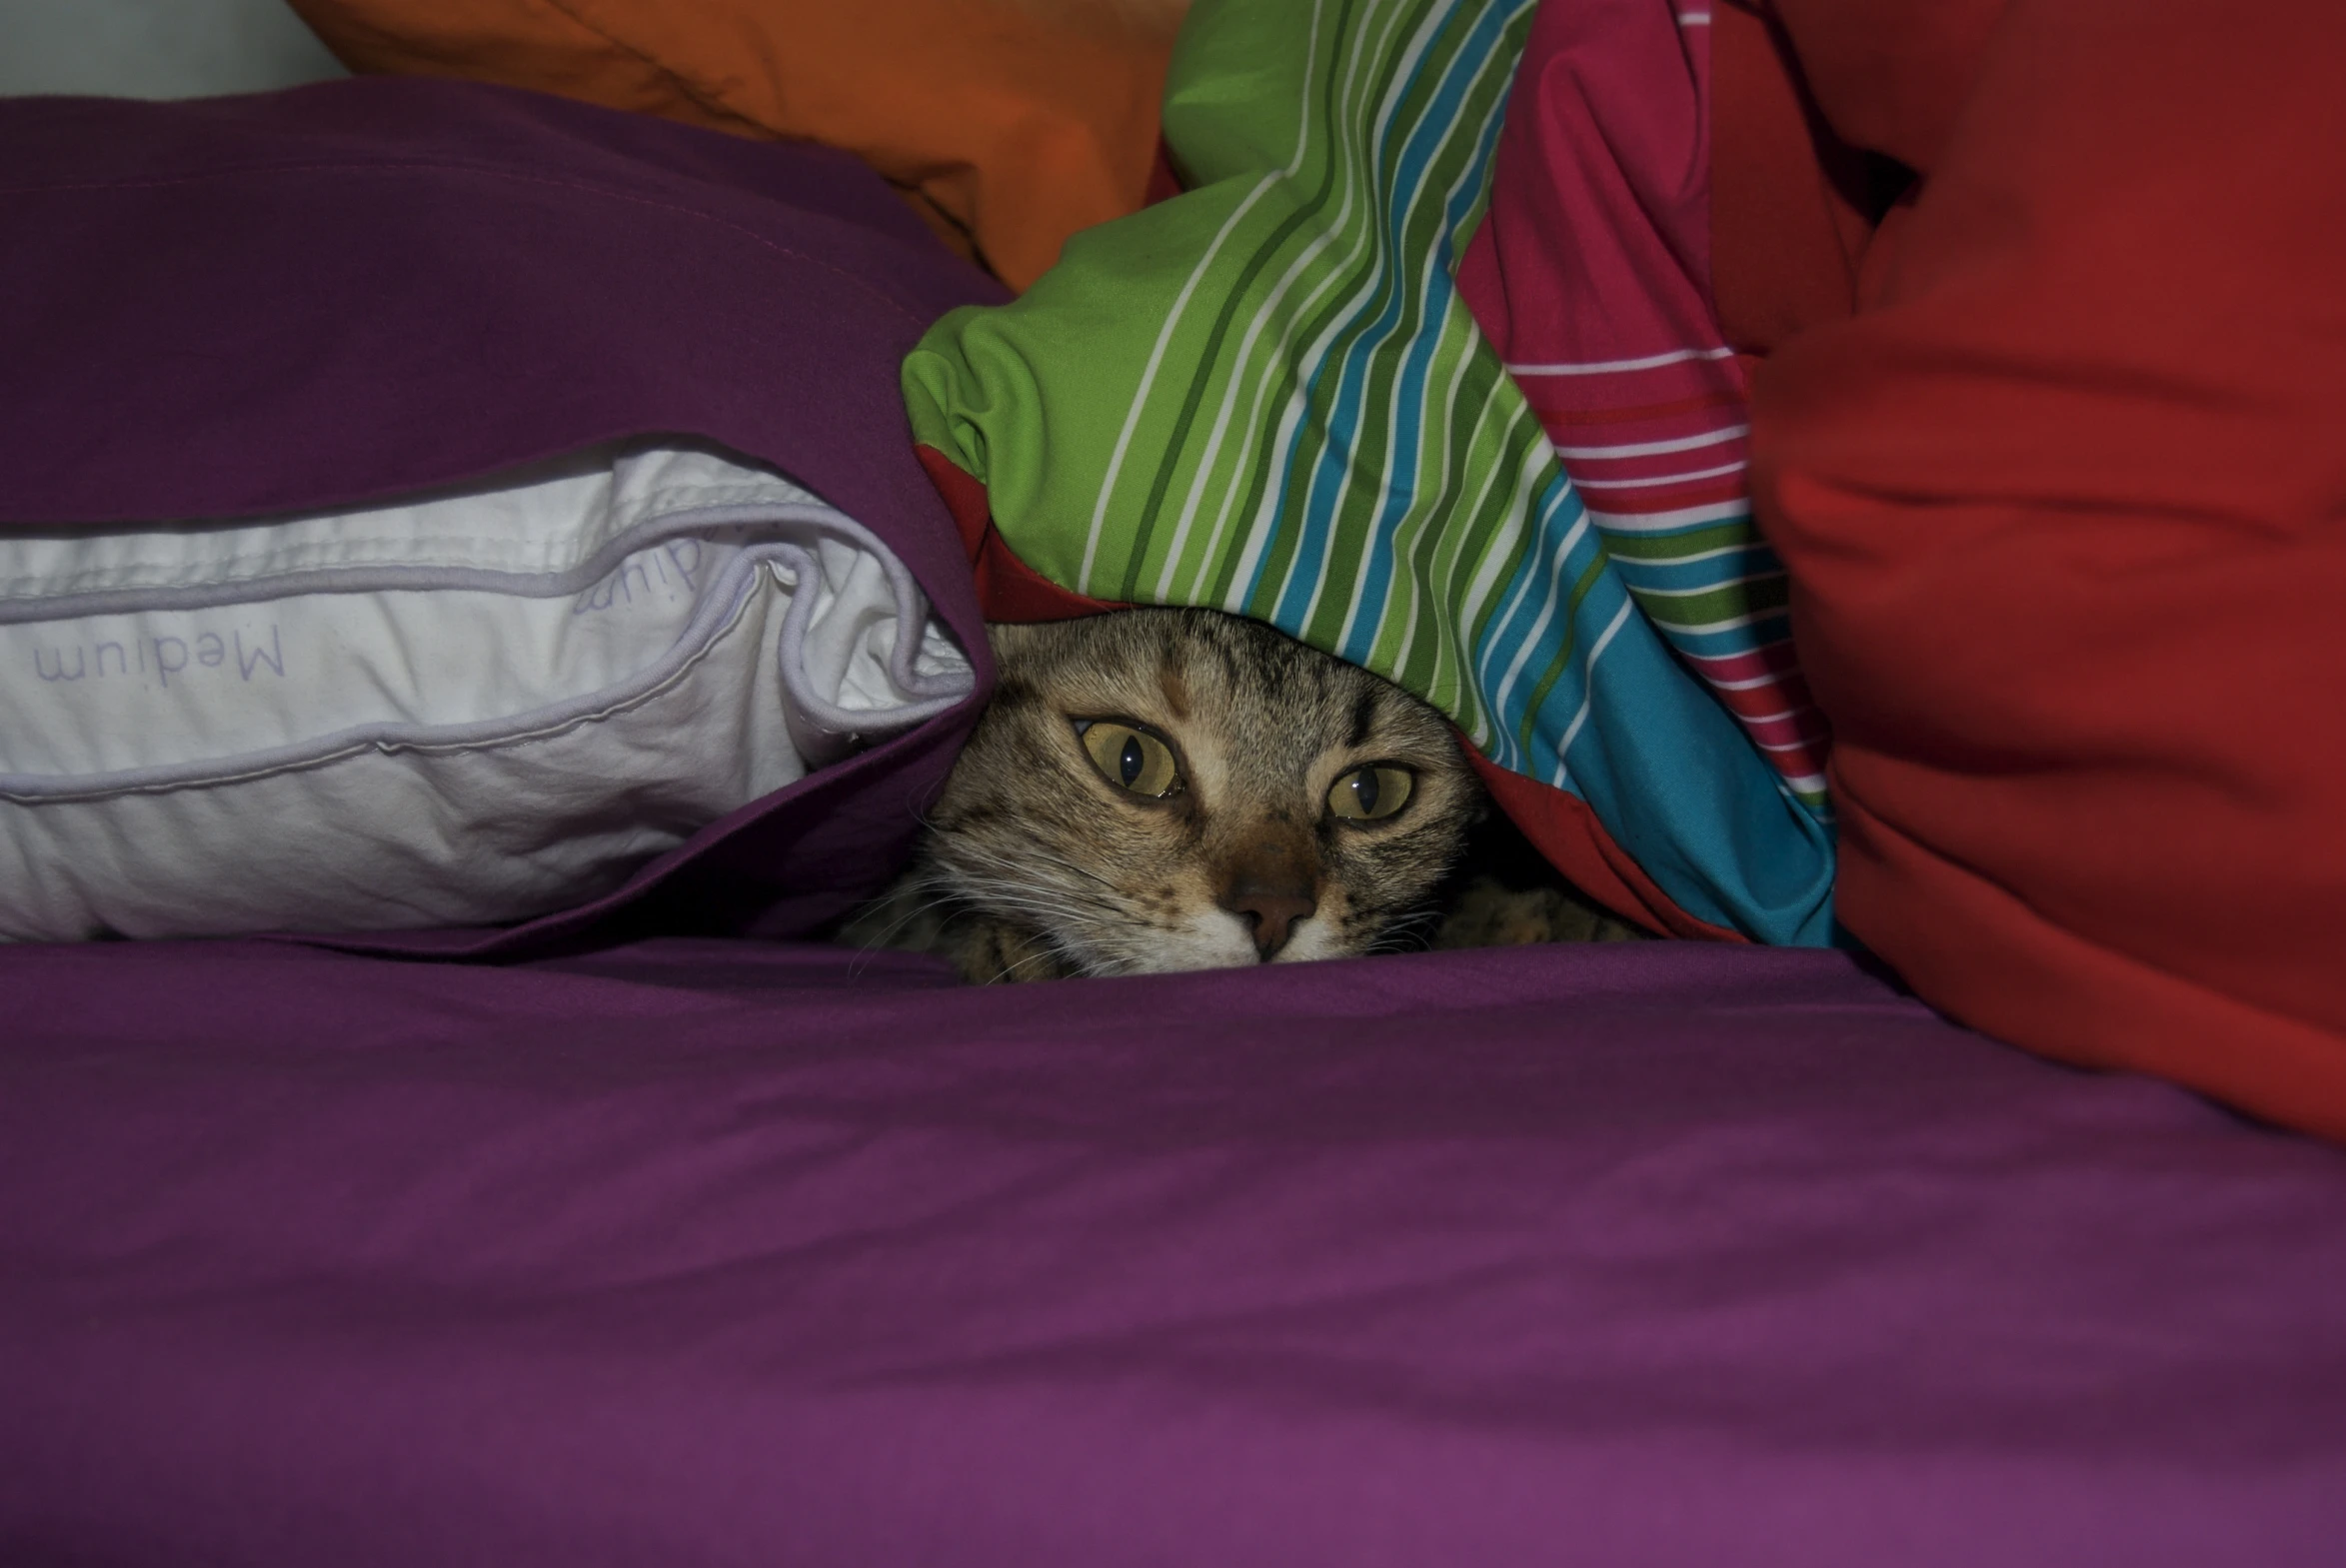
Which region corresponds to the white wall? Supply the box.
[0,0,346,99]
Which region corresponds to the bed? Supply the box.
[8,936,2343,1565]
[3,1,2342,1561]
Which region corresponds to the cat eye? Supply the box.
[1328,765,1414,822]
[1077,721,1182,798]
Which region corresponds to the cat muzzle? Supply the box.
[1218,833,1320,960]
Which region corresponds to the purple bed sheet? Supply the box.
[4,936,2343,1566]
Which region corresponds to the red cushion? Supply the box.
[1750,0,2346,1136]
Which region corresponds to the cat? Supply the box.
[840,608,1641,982]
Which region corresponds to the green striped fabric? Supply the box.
[902,0,1836,943]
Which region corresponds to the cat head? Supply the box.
[916,608,1480,976]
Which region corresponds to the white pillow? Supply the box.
[0,441,973,939]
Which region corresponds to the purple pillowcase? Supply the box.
[0,78,1009,953]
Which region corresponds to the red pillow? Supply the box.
[1746,0,2346,1136]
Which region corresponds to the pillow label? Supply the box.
[30,622,287,689]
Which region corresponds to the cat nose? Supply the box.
[1223,885,1316,960]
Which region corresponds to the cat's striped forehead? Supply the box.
[993,609,1450,772]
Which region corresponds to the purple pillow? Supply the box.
[0,78,1008,954]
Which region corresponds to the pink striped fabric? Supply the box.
[1455,0,1832,807]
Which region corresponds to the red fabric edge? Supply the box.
[1144,136,1184,206]
[1468,753,1744,943]
[914,444,1733,942]
[916,445,1121,621]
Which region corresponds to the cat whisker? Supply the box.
[851,895,949,952]
[840,897,954,978]
[940,876,1087,916]
[1020,850,1121,892]
[1361,907,1444,957]
[838,868,989,976]
[992,940,1075,983]
[947,839,1121,894]
[955,885,1121,933]
[947,864,1128,921]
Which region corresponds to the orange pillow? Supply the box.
[286,0,1181,288]
[1749,0,2346,1137]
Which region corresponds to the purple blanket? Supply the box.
[4,937,2344,1564]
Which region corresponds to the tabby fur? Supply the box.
[842,608,1640,981]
